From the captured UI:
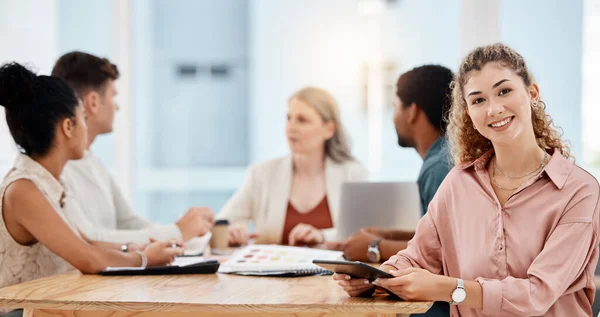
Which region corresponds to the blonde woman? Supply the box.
[218,87,367,246]
[335,43,599,316]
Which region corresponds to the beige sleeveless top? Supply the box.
[0,155,77,313]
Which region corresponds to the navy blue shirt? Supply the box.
[413,136,452,317]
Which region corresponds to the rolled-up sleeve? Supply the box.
[382,211,444,274]
[476,221,596,316]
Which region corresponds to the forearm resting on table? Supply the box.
[74,245,142,273]
[87,239,124,251]
[379,240,409,261]
[381,229,415,241]
[77,234,143,272]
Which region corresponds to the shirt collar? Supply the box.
[14,154,67,207]
[458,148,573,189]
[456,149,493,171]
[543,149,573,189]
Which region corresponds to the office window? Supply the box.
[131,0,248,222]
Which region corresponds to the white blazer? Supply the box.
[218,155,368,244]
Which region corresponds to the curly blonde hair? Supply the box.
[447,43,571,164]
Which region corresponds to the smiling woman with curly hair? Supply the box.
[447,43,572,165]
[334,43,600,317]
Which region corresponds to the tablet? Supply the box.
[312,259,393,281]
[313,259,401,299]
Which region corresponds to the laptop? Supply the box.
[336,182,422,240]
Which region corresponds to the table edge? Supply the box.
[0,299,433,313]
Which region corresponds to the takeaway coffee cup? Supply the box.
[210,219,230,249]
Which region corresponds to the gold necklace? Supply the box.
[491,153,550,191]
[494,152,549,179]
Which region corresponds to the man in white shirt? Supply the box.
[52,51,214,245]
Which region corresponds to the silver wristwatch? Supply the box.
[120,243,130,253]
[367,239,381,263]
[450,278,466,304]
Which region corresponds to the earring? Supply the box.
[532,100,538,108]
[473,124,477,130]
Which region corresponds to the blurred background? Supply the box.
[0,0,598,225]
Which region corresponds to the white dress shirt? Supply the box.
[62,151,182,244]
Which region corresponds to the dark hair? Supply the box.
[0,62,79,156]
[396,65,454,133]
[51,51,119,97]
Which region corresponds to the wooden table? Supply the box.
[0,271,432,317]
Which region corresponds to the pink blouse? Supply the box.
[383,150,600,316]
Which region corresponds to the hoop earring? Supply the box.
[531,100,538,108]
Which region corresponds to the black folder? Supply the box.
[99,259,220,276]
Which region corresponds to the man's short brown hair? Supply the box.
[51,51,119,97]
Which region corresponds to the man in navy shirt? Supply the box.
[340,65,454,317]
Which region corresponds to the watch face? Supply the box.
[367,249,380,263]
[452,288,466,303]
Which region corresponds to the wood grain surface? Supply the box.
[0,271,431,316]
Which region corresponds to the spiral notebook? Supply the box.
[218,245,343,277]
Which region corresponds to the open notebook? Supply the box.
[219,245,343,276]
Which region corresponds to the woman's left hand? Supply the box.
[372,267,449,301]
[288,223,324,246]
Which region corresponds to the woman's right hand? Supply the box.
[143,240,184,266]
[333,273,375,297]
[228,224,258,246]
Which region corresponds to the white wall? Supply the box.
[0,0,118,176]
[59,0,115,170]
[0,0,60,74]
[0,0,60,177]
[379,0,462,180]
[500,0,583,160]
[0,0,118,177]
[249,0,584,180]
[582,0,600,165]
[249,0,366,164]
[131,0,249,220]
[249,0,463,181]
